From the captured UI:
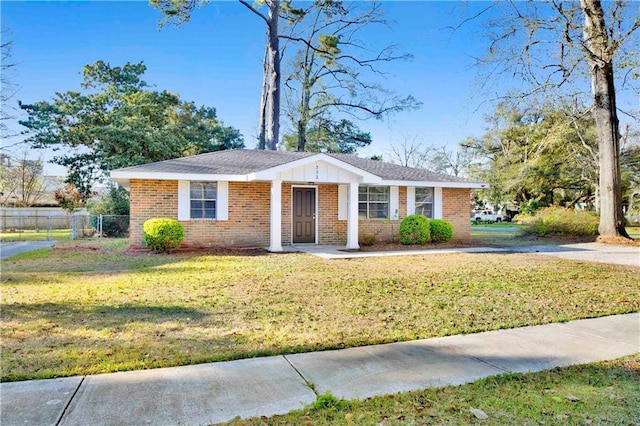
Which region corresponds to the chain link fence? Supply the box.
[1,214,129,241]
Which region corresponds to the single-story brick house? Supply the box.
[111,149,486,251]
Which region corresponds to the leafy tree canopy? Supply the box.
[283,118,371,154]
[20,61,244,196]
[463,100,600,210]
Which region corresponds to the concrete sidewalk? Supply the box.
[294,242,639,267]
[2,313,638,426]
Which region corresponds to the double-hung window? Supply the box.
[190,182,217,219]
[358,186,389,219]
[415,187,434,218]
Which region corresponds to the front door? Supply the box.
[292,187,316,244]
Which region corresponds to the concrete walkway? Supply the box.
[0,240,56,259]
[1,313,638,426]
[294,242,639,267]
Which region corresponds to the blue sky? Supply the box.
[2,1,521,174]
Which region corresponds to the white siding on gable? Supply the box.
[278,160,359,183]
[434,187,443,219]
[338,184,348,220]
[389,186,399,219]
[406,187,415,215]
[217,181,229,220]
[178,181,190,221]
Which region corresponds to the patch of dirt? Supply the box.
[127,245,270,257]
[596,235,640,246]
[357,240,487,252]
[53,243,105,253]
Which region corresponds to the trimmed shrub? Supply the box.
[399,214,431,245]
[430,219,454,243]
[143,218,185,253]
[521,207,599,237]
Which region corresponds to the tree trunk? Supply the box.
[296,119,306,152]
[265,0,280,151]
[580,0,630,238]
[257,43,268,150]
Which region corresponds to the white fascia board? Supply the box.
[380,180,489,189]
[109,171,248,182]
[112,177,131,190]
[250,153,382,183]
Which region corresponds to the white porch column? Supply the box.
[346,181,360,249]
[269,180,283,252]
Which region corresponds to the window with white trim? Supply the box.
[190,182,217,219]
[358,186,389,219]
[415,187,434,218]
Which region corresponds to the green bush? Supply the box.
[430,219,454,243]
[399,214,431,245]
[143,218,185,253]
[521,207,599,237]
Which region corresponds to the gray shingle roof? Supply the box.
[326,153,472,183]
[113,149,477,184]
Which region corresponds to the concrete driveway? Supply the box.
[0,241,56,259]
[512,242,639,267]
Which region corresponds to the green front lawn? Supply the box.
[0,229,71,242]
[1,239,638,381]
[229,355,640,425]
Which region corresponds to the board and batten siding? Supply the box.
[277,161,360,184]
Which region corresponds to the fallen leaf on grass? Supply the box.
[470,407,489,419]
[566,394,581,402]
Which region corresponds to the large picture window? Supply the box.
[358,186,389,219]
[190,182,217,219]
[415,187,434,218]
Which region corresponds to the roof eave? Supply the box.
[380,180,489,189]
[110,170,249,184]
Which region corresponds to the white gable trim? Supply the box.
[380,180,487,189]
[250,153,382,183]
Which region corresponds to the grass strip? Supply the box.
[227,355,640,425]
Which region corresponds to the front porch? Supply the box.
[267,180,361,252]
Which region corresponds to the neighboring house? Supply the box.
[111,149,486,251]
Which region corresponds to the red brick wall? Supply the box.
[130,179,178,247]
[281,183,292,245]
[318,184,347,245]
[443,188,471,241]
[358,187,471,243]
[129,180,470,247]
[129,180,271,248]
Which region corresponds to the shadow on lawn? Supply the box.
[1,302,209,327]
